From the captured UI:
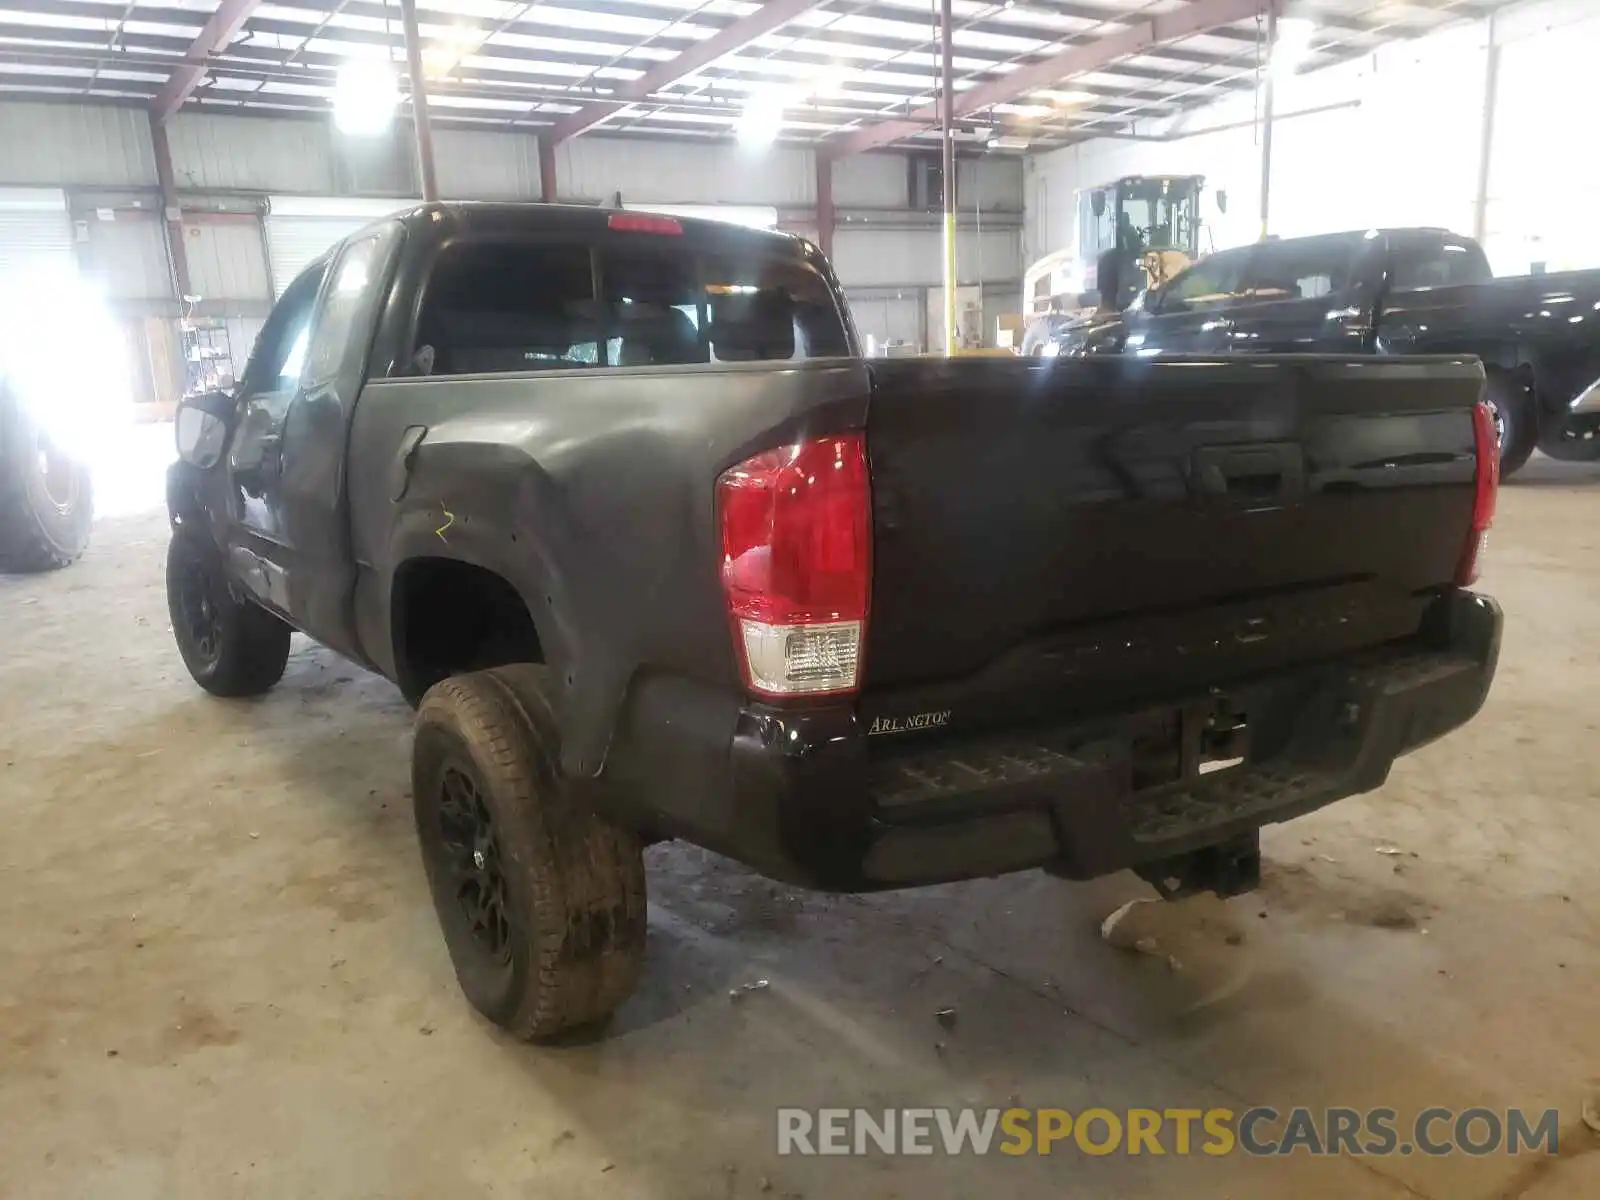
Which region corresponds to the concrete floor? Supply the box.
[3,439,1600,1200]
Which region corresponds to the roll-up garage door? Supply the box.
[0,187,74,276]
[264,196,410,296]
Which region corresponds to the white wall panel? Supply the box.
[435,129,542,200]
[834,154,905,208]
[0,103,157,187]
[833,226,1020,288]
[1484,4,1600,273]
[85,212,172,300]
[557,138,813,206]
[186,219,271,302]
[1023,6,1600,280]
[168,113,335,194]
[844,291,921,351]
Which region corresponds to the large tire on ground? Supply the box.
[166,527,291,696]
[1483,370,1537,477]
[412,666,647,1041]
[1537,422,1600,462]
[0,387,94,572]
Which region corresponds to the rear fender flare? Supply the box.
[386,461,614,778]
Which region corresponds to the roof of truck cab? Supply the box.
[375,201,813,254]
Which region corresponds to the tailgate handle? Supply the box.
[1192,443,1305,505]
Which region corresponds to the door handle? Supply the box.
[1200,317,1234,333]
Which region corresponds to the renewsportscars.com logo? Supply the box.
[776,1107,1563,1158]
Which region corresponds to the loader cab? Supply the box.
[1079,175,1207,311]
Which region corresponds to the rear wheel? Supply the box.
[0,388,93,572]
[1483,371,1537,477]
[166,528,291,696]
[413,666,646,1041]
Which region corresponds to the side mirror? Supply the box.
[1090,191,1106,218]
[1216,189,1228,214]
[174,388,236,470]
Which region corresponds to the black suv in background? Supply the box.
[1052,227,1600,474]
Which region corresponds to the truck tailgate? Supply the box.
[863,355,1484,725]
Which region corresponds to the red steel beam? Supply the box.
[547,0,831,144]
[827,0,1277,157]
[151,0,264,120]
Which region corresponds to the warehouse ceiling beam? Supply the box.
[150,0,264,120]
[547,0,838,144]
[826,0,1281,156]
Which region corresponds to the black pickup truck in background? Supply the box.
[164,203,1503,1040]
[1052,227,1600,474]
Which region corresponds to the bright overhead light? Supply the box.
[1034,89,1094,107]
[1272,18,1316,79]
[988,134,1029,150]
[736,88,787,148]
[333,57,400,136]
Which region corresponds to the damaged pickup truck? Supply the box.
[165,203,1503,1040]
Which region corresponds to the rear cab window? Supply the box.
[411,224,850,377]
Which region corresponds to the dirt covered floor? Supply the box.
[3,438,1600,1200]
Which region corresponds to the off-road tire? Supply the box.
[0,388,94,572]
[1537,423,1600,462]
[1483,370,1537,477]
[412,666,647,1041]
[166,527,291,696]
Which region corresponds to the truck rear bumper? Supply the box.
[596,591,1501,892]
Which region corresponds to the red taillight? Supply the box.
[717,433,871,698]
[607,212,683,236]
[1457,399,1500,585]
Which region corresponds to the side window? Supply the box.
[1154,251,1248,314]
[303,231,387,386]
[1238,236,1357,305]
[245,261,326,393]
[1389,236,1493,290]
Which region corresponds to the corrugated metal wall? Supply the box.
[832,227,1021,289]
[167,112,336,194]
[185,218,272,307]
[834,155,906,208]
[435,129,542,201]
[0,103,157,187]
[557,137,815,206]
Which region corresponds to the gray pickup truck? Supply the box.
[166,203,1502,1040]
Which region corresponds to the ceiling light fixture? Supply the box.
[1271,17,1316,79]
[736,87,787,148]
[333,57,399,136]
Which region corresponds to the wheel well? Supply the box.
[392,558,544,704]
